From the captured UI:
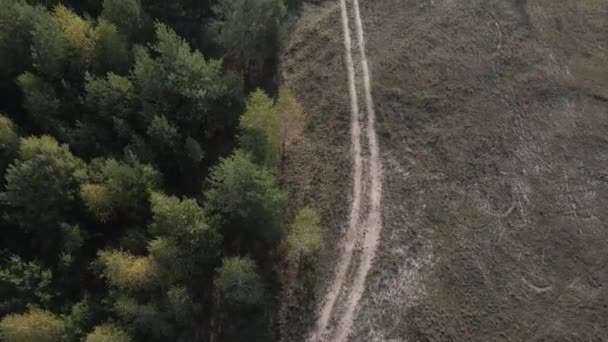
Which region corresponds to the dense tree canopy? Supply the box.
[0,0,314,341]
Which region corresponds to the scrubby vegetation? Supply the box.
[0,0,320,341]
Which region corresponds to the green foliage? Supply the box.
[118,227,149,254]
[79,73,136,155]
[149,192,204,235]
[238,88,304,169]
[84,73,135,120]
[62,300,93,342]
[285,207,321,305]
[112,296,172,339]
[205,150,287,246]
[146,115,179,154]
[239,89,280,169]
[140,0,214,51]
[215,256,264,308]
[0,308,64,342]
[133,23,243,138]
[53,5,95,61]
[82,158,160,221]
[61,223,84,253]
[0,2,292,341]
[80,184,113,222]
[0,114,20,172]
[0,255,52,315]
[147,238,180,283]
[0,0,41,83]
[98,250,159,291]
[91,20,130,75]
[100,0,143,39]
[16,72,61,132]
[288,207,321,262]
[59,223,85,268]
[214,0,286,70]
[166,285,193,323]
[276,88,305,155]
[0,115,19,152]
[148,192,221,282]
[85,323,131,342]
[183,136,204,163]
[3,136,86,231]
[30,7,68,79]
[31,5,121,79]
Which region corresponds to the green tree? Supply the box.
[61,300,95,342]
[79,72,136,156]
[149,192,204,235]
[112,295,173,340]
[276,89,305,157]
[0,114,20,173]
[215,256,264,308]
[285,207,321,303]
[166,284,194,323]
[287,207,321,264]
[30,5,95,80]
[239,89,280,169]
[0,255,52,315]
[58,223,85,269]
[84,73,135,121]
[100,0,144,40]
[146,115,179,155]
[205,150,287,248]
[0,308,64,342]
[214,256,269,341]
[16,72,62,134]
[81,157,160,222]
[91,19,130,75]
[132,23,243,139]
[53,5,95,61]
[97,250,159,291]
[85,323,131,342]
[30,8,67,78]
[140,0,216,51]
[148,192,221,283]
[214,0,286,73]
[3,136,86,232]
[0,0,41,89]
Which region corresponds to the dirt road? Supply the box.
[310,0,383,339]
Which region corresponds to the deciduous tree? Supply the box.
[85,323,131,342]
[215,256,264,308]
[0,308,64,342]
[97,250,159,291]
[81,158,160,222]
[239,89,280,169]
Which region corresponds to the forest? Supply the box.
[0,0,319,341]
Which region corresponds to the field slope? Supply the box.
[282,0,608,341]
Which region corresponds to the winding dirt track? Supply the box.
[310,0,383,340]
[312,0,363,338]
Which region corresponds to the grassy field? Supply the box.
[282,0,608,340]
[279,3,351,339]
